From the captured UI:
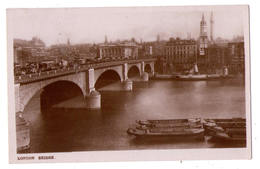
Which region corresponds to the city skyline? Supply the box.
[8,6,245,46]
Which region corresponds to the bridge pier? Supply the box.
[141,72,149,81]
[85,90,101,109]
[16,111,30,152]
[122,79,133,91]
[122,63,133,91]
[85,68,101,109]
[123,63,128,81]
[140,61,149,81]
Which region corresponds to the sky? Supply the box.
[7,6,247,46]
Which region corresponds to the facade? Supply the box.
[48,44,80,62]
[207,43,230,74]
[14,47,49,67]
[228,42,245,74]
[13,37,47,66]
[139,39,166,74]
[139,42,154,58]
[22,47,49,63]
[98,41,139,59]
[163,37,197,73]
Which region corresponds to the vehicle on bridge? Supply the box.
[39,60,57,72]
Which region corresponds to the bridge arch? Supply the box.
[144,64,152,73]
[40,80,84,113]
[145,62,155,73]
[17,72,86,113]
[94,69,122,89]
[128,65,141,78]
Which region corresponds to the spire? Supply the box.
[210,11,214,42]
[199,12,208,56]
[200,13,206,26]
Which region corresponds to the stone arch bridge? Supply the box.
[14,58,155,113]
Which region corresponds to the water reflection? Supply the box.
[22,78,246,153]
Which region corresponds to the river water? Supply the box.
[23,78,246,153]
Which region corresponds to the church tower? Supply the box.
[199,13,208,56]
[210,11,214,43]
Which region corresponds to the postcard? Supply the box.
[7,5,251,163]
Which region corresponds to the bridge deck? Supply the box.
[14,58,156,84]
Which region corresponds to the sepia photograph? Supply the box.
[7,5,251,163]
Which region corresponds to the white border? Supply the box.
[1,0,260,168]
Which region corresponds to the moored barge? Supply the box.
[202,118,246,142]
[127,127,205,140]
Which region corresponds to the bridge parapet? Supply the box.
[14,58,156,84]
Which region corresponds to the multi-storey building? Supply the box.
[207,43,230,74]
[163,37,197,73]
[98,41,139,59]
[228,42,245,74]
[138,38,166,73]
[13,37,47,66]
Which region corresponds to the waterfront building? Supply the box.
[207,43,230,74]
[98,40,139,59]
[139,42,154,58]
[138,37,166,73]
[228,41,245,74]
[163,37,197,73]
[72,44,99,60]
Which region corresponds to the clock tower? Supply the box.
[199,13,208,56]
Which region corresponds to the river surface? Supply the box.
[23,78,246,153]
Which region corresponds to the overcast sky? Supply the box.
[7,6,247,46]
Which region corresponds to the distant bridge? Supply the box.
[14,58,156,113]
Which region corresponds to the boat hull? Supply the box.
[137,118,202,129]
[173,74,231,81]
[211,131,246,142]
[127,128,205,140]
[203,118,246,142]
